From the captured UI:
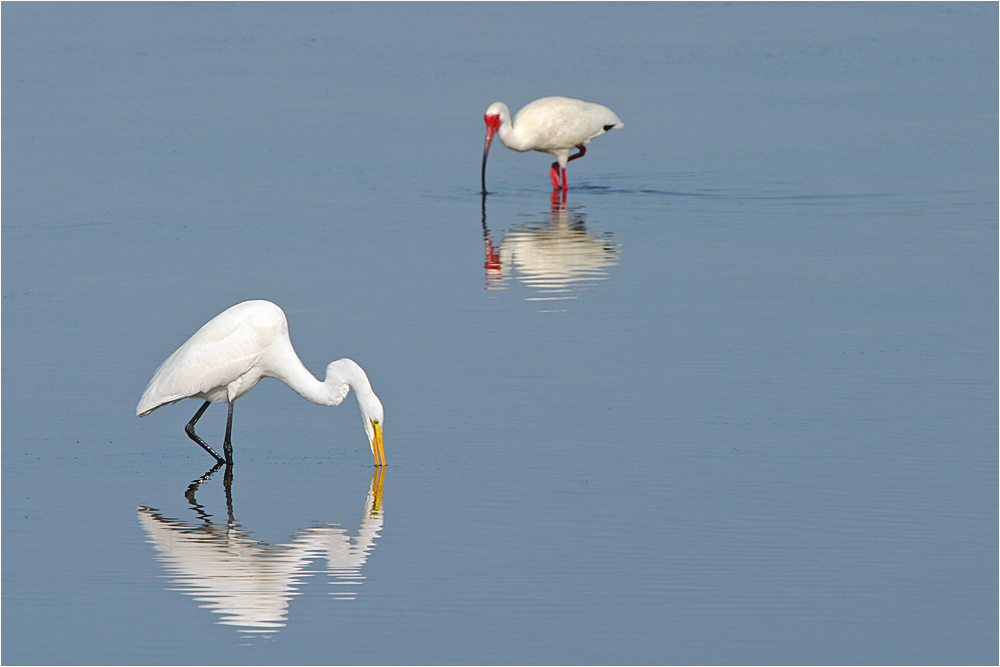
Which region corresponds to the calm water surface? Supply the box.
[3,3,997,665]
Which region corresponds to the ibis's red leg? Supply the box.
[550,163,570,190]
[549,162,562,189]
[550,145,587,191]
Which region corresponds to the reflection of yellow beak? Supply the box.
[369,466,385,514]
[371,420,385,467]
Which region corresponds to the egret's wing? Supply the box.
[137,318,262,416]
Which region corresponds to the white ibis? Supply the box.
[481,96,624,192]
[136,300,385,466]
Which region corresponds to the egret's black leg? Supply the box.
[222,400,234,464]
[223,461,235,525]
[185,400,226,463]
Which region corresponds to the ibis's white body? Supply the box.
[487,96,624,170]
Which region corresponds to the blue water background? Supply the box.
[3,3,997,664]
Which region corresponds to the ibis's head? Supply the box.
[482,101,509,193]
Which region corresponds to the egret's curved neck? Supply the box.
[329,359,375,401]
[271,354,334,405]
[272,355,376,413]
[325,358,383,419]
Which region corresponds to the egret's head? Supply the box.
[325,358,385,466]
[361,393,384,467]
[354,376,385,466]
[360,392,383,442]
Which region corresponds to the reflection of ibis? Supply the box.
[136,300,385,466]
[483,200,619,303]
[481,96,624,192]
[138,467,385,633]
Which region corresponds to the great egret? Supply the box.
[136,300,385,466]
[481,96,624,192]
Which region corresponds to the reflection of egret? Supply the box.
[482,96,624,192]
[138,465,385,634]
[482,198,619,304]
[136,300,385,466]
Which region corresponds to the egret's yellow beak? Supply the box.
[371,420,385,467]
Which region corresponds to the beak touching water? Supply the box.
[482,113,501,194]
[371,420,385,467]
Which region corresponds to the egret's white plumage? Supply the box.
[482,96,624,192]
[137,300,384,466]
